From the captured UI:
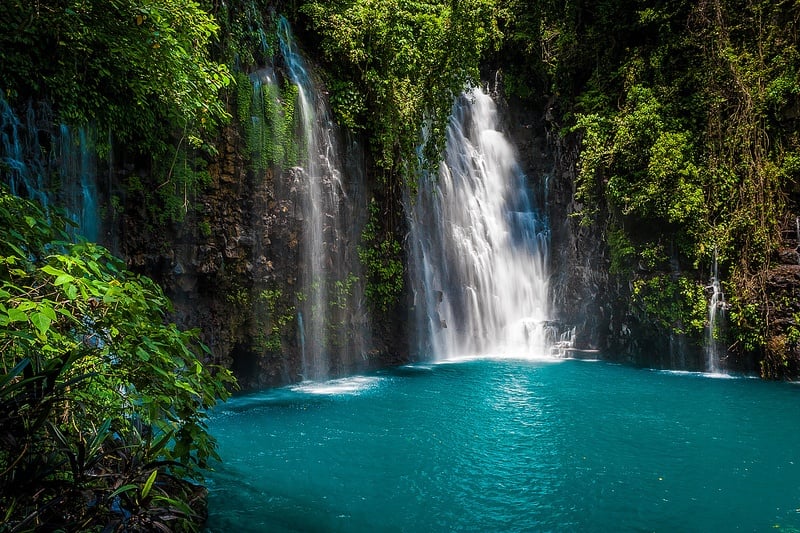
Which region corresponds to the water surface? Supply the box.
[206,358,800,532]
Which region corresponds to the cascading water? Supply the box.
[1,98,50,210]
[0,95,102,241]
[706,249,726,373]
[56,125,100,242]
[407,87,551,359]
[276,18,367,379]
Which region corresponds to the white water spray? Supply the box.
[277,17,367,379]
[407,88,551,359]
[57,125,100,242]
[1,97,102,241]
[706,249,726,373]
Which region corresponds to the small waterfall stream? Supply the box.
[2,98,50,210]
[407,88,551,359]
[56,125,100,242]
[706,249,726,373]
[276,18,367,379]
[0,96,102,241]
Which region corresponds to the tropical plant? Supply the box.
[0,187,235,531]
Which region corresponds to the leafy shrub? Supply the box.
[0,187,235,531]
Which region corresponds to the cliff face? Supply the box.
[761,237,800,379]
[117,85,800,387]
[504,93,719,372]
[500,95,625,362]
[6,15,800,386]
[122,125,302,388]
[120,120,412,389]
[504,92,800,377]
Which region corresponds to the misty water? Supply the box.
[205,358,800,532]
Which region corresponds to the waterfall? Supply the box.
[706,249,726,373]
[56,125,100,242]
[0,95,102,241]
[1,98,50,210]
[796,216,800,265]
[297,311,306,374]
[407,88,551,359]
[276,17,367,380]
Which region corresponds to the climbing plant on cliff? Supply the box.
[301,0,500,182]
[1,0,231,155]
[0,188,235,530]
[359,199,404,313]
[543,0,800,370]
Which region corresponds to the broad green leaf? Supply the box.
[109,484,139,499]
[6,307,27,323]
[136,346,151,361]
[31,313,52,336]
[147,430,174,458]
[16,301,36,312]
[54,273,74,286]
[103,286,121,304]
[31,312,52,336]
[66,283,78,300]
[40,304,57,322]
[40,265,66,277]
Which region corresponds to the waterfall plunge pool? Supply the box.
[205,358,800,532]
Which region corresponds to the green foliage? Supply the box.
[327,79,368,131]
[761,334,791,378]
[1,0,232,156]
[212,0,279,68]
[541,0,800,355]
[199,219,212,237]
[301,0,500,182]
[358,199,404,312]
[126,150,213,226]
[159,151,214,224]
[491,0,549,101]
[0,188,235,530]
[632,275,708,337]
[1,0,235,245]
[574,85,705,252]
[607,228,635,274]
[255,288,295,353]
[331,273,360,311]
[236,72,299,172]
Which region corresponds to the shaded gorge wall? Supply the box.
[5,0,800,387]
[0,14,397,390]
[123,16,385,388]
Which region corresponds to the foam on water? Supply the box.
[654,368,752,379]
[435,351,563,365]
[289,375,383,396]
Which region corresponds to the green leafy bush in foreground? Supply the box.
[0,188,235,531]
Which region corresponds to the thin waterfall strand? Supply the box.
[1,96,101,241]
[277,17,366,379]
[707,249,726,373]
